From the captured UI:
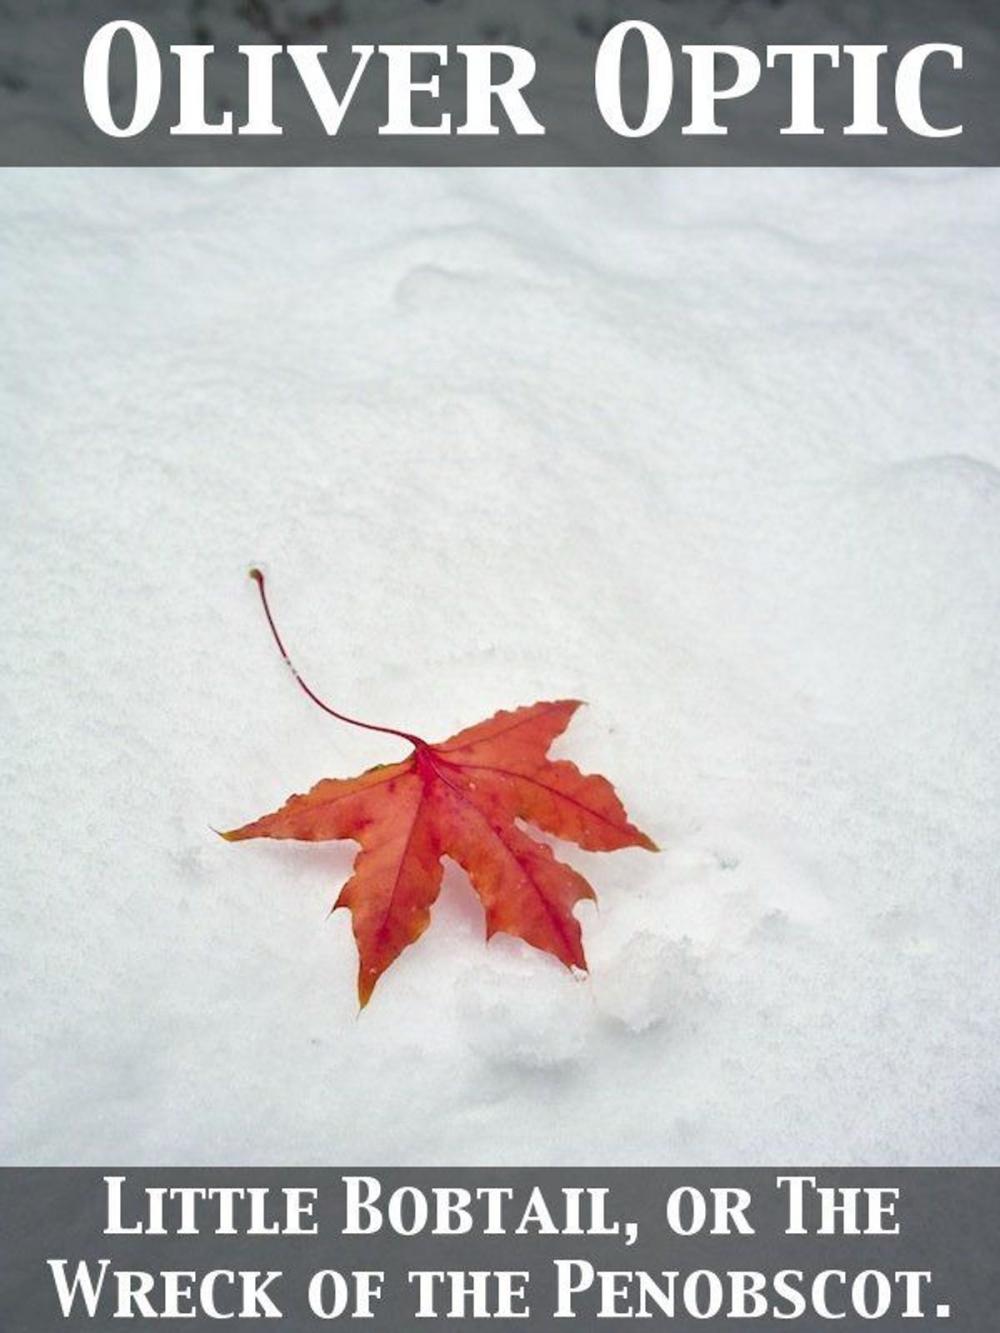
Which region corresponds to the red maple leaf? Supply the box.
[222,571,656,1006]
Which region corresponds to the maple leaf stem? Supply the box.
[248,568,426,749]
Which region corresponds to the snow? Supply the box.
[2,166,998,1165]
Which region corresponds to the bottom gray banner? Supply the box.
[0,1169,995,1330]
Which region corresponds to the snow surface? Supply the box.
[2,167,999,1165]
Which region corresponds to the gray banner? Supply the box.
[0,1,998,165]
[1,1169,997,1329]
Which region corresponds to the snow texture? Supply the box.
[2,167,999,1164]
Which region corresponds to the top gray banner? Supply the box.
[0,0,997,166]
